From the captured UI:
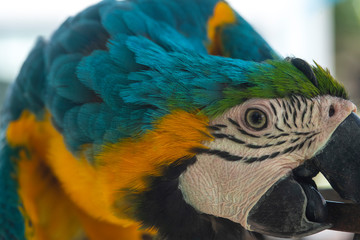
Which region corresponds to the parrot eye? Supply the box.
[245,108,268,130]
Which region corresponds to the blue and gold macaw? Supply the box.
[1,0,360,239]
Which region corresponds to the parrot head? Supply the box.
[119,55,360,239]
[176,57,360,238]
[179,61,357,237]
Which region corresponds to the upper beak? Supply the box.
[247,112,360,238]
[312,112,360,203]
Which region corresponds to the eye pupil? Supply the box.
[251,111,263,125]
[245,109,268,130]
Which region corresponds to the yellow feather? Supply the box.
[6,110,211,239]
[207,1,237,55]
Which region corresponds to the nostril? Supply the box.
[329,105,335,117]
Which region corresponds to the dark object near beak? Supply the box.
[247,113,360,237]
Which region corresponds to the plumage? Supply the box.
[0,0,357,240]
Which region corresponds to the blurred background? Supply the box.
[0,0,359,239]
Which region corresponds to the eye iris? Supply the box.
[246,109,267,130]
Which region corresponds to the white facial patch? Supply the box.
[179,152,298,229]
[178,95,356,230]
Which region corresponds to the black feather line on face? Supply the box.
[243,150,281,163]
[294,96,302,111]
[237,128,261,138]
[212,133,246,144]
[194,148,243,161]
[308,139,314,148]
[294,131,313,136]
[276,99,282,107]
[282,99,288,115]
[275,123,284,132]
[301,96,308,127]
[228,118,241,128]
[293,108,298,128]
[282,146,296,154]
[270,102,277,116]
[213,124,228,128]
[266,133,290,139]
[301,108,307,128]
[207,126,222,131]
[291,137,301,143]
[308,101,314,125]
[284,121,292,129]
[284,111,289,122]
[227,118,266,138]
[289,97,296,113]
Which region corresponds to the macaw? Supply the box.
[1,0,360,239]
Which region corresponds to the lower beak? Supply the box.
[247,112,360,238]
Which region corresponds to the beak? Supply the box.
[312,112,360,203]
[247,112,360,238]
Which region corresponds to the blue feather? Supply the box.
[48,53,95,103]
[108,34,143,72]
[0,132,25,240]
[100,1,135,37]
